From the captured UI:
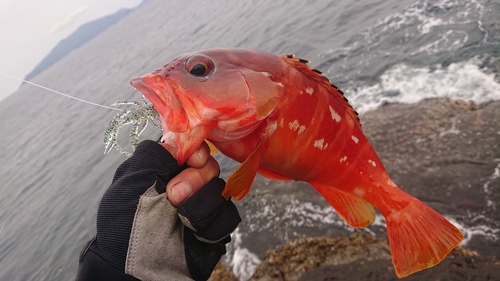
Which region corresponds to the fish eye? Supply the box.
[185,54,215,77]
[189,63,208,76]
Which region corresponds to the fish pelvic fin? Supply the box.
[386,198,464,278]
[311,183,375,228]
[205,139,219,155]
[222,137,270,200]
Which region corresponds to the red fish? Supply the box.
[130,48,463,278]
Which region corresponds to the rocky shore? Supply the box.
[209,98,500,280]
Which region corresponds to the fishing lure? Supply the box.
[0,72,162,156]
[103,96,161,156]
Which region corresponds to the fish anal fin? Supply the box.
[257,168,292,181]
[311,183,375,228]
[222,138,269,200]
[204,139,219,155]
[386,198,464,278]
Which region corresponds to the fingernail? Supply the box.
[172,181,192,203]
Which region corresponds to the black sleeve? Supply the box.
[76,238,140,281]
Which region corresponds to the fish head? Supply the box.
[130,48,286,165]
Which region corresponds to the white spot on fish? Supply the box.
[353,187,365,197]
[329,106,341,122]
[289,120,300,131]
[368,159,377,167]
[298,125,306,134]
[279,118,284,128]
[314,139,328,150]
[288,120,306,134]
[305,87,314,95]
[266,120,278,135]
[351,135,359,144]
[340,156,347,163]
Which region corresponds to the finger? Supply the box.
[166,156,219,206]
[158,141,209,168]
[185,141,210,169]
[158,141,178,159]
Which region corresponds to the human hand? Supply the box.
[76,140,240,281]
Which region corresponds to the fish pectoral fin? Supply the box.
[311,183,375,228]
[257,168,292,181]
[222,138,270,200]
[385,195,464,278]
[204,139,219,155]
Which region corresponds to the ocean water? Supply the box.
[0,0,499,280]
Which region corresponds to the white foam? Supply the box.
[245,199,349,232]
[482,159,500,209]
[230,248,260,281]
[446,216,500,246]
[347,60,500,114]
[225,228,261,281]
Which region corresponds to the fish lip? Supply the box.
[130,76,168,115]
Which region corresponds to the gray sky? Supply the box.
[0,0,143,101]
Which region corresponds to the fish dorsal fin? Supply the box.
[281,54,362,128]
[222,137,270,200]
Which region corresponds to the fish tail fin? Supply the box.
[386,197,464,278]
[311,183,375,228]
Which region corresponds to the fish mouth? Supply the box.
[130,75,169,121]
[130,74,206,165]
[130,74,188,133]
[130,77,161,104]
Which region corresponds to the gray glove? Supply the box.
[76,141,240,281]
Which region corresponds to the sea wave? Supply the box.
[347,58,500,114]
[317,0,499,113]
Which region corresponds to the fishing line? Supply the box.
[0,72,121,111]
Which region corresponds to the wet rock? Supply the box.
[249,234,390,281]
[208,262,239,281]
[248,233,485,281]
[362,99,500,219]
[362,98,500,256]
[299,255,500,281]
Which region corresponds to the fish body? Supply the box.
[131,48,463,278]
